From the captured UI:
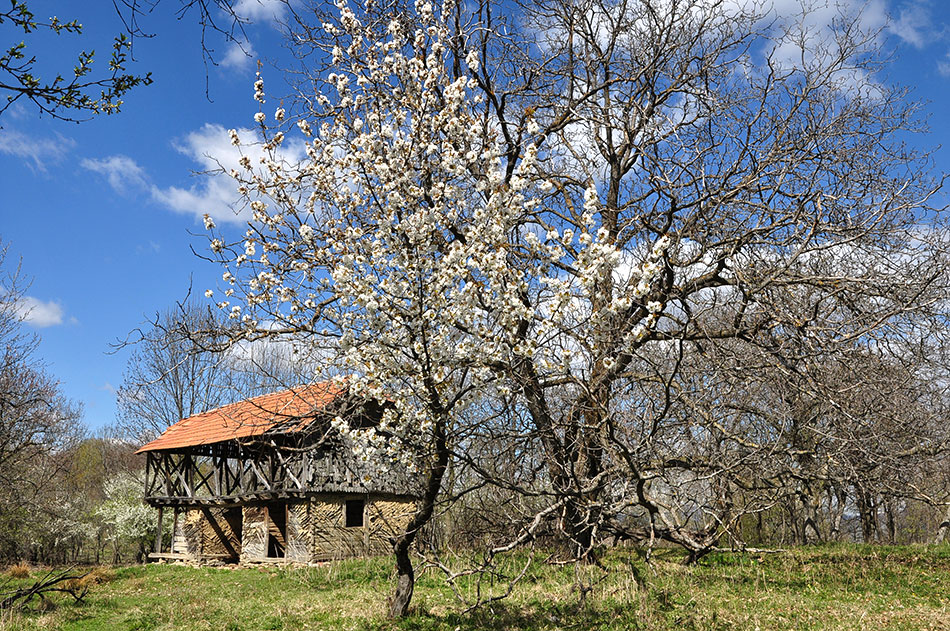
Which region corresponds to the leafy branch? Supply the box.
[0,0,152,122]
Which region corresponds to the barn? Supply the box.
[137,381,416,564]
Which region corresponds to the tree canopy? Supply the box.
[191,0,949,615]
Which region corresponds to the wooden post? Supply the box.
[172,507,180,553]
[185,452,194,497]
[214,451,222,496]
[144,452,152,498]
[154,506,164,555]
[363,498,370,553]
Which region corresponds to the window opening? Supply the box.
[345,499,365,528]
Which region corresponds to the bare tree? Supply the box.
[115,302,240,442]
[0,241,83,561]
[116,300,319,443]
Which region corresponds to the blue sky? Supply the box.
[1,0,949,432]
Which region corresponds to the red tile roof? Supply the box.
[136,381,347,453]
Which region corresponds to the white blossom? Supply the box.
[254,74,265,103]
[465,49,479,72]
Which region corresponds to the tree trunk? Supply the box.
[389,543,415,617]
[802,497,822,544]
[884,498,898,544]
[562,499,596,561]
[856,488,876,543]
[828,486,847,542]
[934,504,950,544]
[388,408,449,618]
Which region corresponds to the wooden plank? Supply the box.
[213,454,223,496]
[172,507,180,553]
[147,552,190,560]
[193,458,216,496]
[144,452,153,497]
[242,505,267,561]
[174,468,193,497]
[154,506,164,554]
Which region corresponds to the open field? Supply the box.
[2,545,948,631]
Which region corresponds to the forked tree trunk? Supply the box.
[562,499,597,562]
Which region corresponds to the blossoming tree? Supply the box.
[202,0,946,614]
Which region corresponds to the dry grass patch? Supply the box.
[4,564,30,580]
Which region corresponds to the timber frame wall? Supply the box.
[144,442,410,507]
[145,441,417,564]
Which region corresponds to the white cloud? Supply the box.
[79,124,307,225]
[15,296,65,327]
[232,0,285,21]
[151,123,307,225]
[889,1,934,48]
[938,51,950,77]
[81,155,150,194]
[221,41,256,70]
[0,129,74,172]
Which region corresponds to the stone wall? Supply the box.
[366,498,415,555]
[310,495,415,561]
[173,494,415,564]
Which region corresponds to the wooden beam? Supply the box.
[247,458,272,490]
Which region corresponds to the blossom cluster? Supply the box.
[204,0,676,466]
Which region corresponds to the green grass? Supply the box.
[2,545,949,630]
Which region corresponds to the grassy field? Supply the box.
[2,545,948,630]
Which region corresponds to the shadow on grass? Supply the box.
[378,600,633,631]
